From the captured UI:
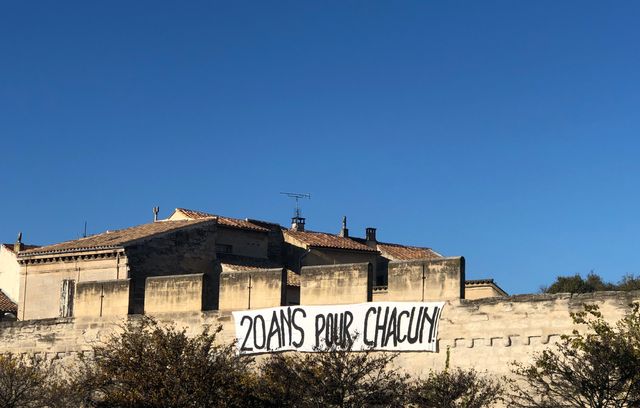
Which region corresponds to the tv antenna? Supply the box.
[280,192,311,218]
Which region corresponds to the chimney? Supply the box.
[291,216,306,232]
[153,206,160,222]
[14,232,23,253]
[339,216,349,237]
[365,227,377,248]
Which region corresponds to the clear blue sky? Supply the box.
[1,1,639,295]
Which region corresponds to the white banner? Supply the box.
[232,301,445,355]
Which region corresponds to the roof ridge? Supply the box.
[284,229,378,252]
[378,241,432,250]
[19,219,214,256]
[174,208,269,232]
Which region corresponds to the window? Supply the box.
[215,244,232,254]
[60,279,75,317]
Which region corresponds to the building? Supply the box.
[0,236,38,304]
[17,218,217,320]
[0,289,17,321]
[14,208,506,321]
[7,208,640,382]
[464,279,508,300]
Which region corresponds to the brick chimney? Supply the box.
[14,232,23,253]
[365,227,377,248]
[291,216,306,232]
[338,216,349,237]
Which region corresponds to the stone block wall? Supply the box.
[74,279,131,318]
[300,262,372,305]
[0,291,639,379]
[124,222,217,314]
[218,268,286,311]
[387,257,464,302]
[18,250,128,320]
[144,274,205,315]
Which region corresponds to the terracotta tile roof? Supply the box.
[19,219,215,257]
[284,230,378,252]
[217,254,282,271]
[0,290,17,314]
[1,243,40,253]
[172,208,269,232]
[465,279,496,285]
[465,279,508,296]
[377,242,442,260]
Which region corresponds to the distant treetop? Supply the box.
[541,272,640,294]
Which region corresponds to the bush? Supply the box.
[541,272,640,294]
[410,367,504,408]
[0,353,77,408]
[79,316,256,408]
[256,343,410,408]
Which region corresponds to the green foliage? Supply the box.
[541,272,640,294]
[617,274,640,292]
[410,368,504,408]
[256,344,410,408]
[509,303,640,407]
[79,316,257,408]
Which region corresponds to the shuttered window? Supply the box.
[60,279,75,317]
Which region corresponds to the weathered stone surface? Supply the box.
[219,268,285,311]
[5,291,635,379]
[75,279,131,318]
[145,274,205,314]
[387,257,464,302]
[301,263,372,305]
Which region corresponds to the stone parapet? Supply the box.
[218,268,286,311]
[144,274,206,315]
[1,291,638,378]
[75,279,131,318]
[387,257,464,302]
[301,263,372,305]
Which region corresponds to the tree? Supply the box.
[0,354,49,408]
[79,316,257,408]
[0,354,77,408]
[616,274,640,292]
[256,343,410,408]
[541,272,640,294]
[410,367,504,408]
[509,303,640,407]
[541,272,613,294]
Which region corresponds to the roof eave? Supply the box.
[309,245,379,254]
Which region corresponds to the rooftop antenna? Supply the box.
[280,192,311,218]
[83,221,87,238]
[280,192,311,231]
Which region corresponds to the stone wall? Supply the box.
[215,227,269,259]
[144,274,205,315]
[0,291,639,378]
[387,257,464,302]
[300,262,373,305]
[218,268,286,311]
[18,250,128,320]
[74,279,131,318]
[124,222,217,314]
[0,245,20,303]
[465,283,505,300]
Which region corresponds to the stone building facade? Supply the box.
[0,240,38,305]
[0,207,638,380]
[13,207,496,321]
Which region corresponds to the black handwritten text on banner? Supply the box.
[232,301,445,354]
